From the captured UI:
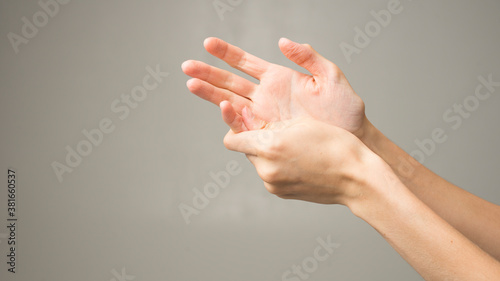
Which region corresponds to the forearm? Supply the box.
[359,117,500,260]
[348,159,500,280]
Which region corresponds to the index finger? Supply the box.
[204,37,271,80]
[223,129,261,156]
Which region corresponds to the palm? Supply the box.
[182,38,365,135]
[252,64,364,133]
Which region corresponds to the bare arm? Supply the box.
[352,157,500,280]
[220,114,500,280]
[360,118,500,260]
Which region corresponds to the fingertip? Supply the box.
[203,37,214,47]
[243,106,263,130]
[204,37,220,52]
[220,101,234,121]
[242,106,254,121]
[186,78,194,88]
[279,37,292,47]
[242,105,248,117]
[278,38,290,51]
[181,60,194,73]
[186,78,202,91]
[221,102,248,134]
[219,100,231,112]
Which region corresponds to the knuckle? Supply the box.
[275,193,295,200]
[326,62,343,80]
[264,183,294,199]
[261,136,284,158]
[302,43,312,49]
[264,184,280,195]
[258,165,282,184]
[263,183,285,196]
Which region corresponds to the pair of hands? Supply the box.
[183,38,500,280]
[182,37,380,206]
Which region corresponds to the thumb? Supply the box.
[278,37,335,79]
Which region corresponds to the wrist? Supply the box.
[344,151,402,219]
[355,116,422,186]
[356,116,382,153]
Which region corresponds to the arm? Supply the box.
[220,111,500,280]
[352,156,500,281]
[360,118,500,260]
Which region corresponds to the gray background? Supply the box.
[1,0,500,280]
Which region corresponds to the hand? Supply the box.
[219,101,378,205]
[182,37,367,137]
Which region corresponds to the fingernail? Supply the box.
[242,106,254,120]
[279,37,292,46]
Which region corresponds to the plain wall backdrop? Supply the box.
[1,0,500,280]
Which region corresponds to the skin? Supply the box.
[182,37,500,279]
[182,37,365,133]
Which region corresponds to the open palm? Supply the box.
[182,37,366,136]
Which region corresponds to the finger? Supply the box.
[242,106,267,131]
[182,60,256,98]
[186,78,251,112]
[278,37,336,79]
[204,37,271,80]
[220,101,247,133]
[223,129,261,156]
